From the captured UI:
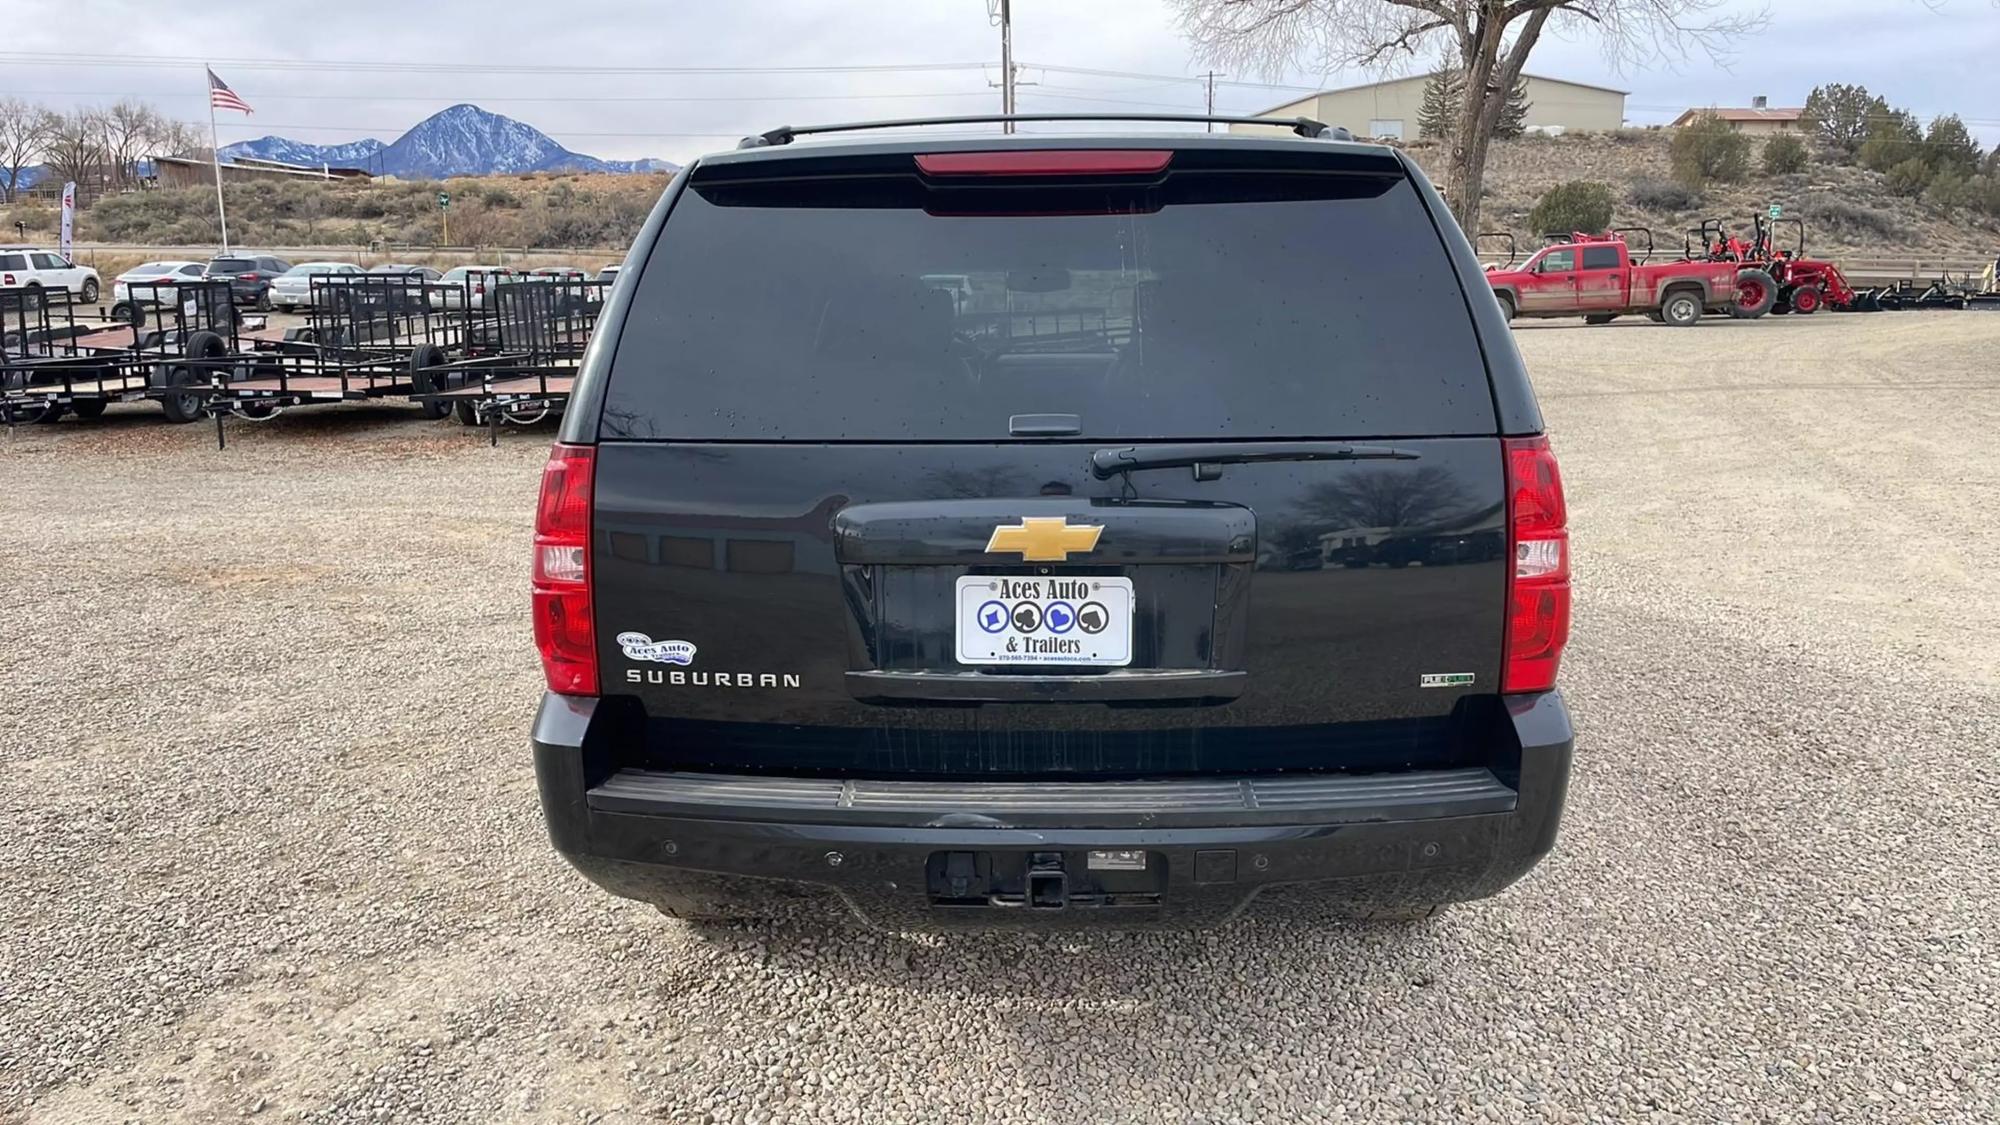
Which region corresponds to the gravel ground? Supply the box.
[2,311,1996,1123]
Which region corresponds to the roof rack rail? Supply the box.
[737,113,1350,149]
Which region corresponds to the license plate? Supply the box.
[955,575,1133,666]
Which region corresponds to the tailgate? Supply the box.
[584,141,1512,778]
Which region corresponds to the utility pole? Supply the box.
[1203,71,1224,131]
[993,0,1015,133]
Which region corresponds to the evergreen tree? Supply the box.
[1495,74,1532,138]
[1418,64,1464,140]
[1922,114,1982,179]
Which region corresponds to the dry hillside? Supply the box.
[1419,129,2000,259]
[5,131,1994,269]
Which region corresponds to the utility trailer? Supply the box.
[186,273,470,446]
[412,276,604,443]
[2,280,241,424]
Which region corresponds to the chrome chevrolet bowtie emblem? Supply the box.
[985,518,1104,562]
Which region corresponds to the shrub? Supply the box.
[1762,134,1809,175]
[1924,171,1976,211]
[1885,157,1933,197]
[480,186,520,209]
[1627,178,1700,211]
[1669,112,1750,189]
[6,202,54,233]
[1802,194,1908,241]
[1528,180,1614,235]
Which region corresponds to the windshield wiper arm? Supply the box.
[1089,442,1420,479]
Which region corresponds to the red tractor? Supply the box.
[1686,216,1877,314]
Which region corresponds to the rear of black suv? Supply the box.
[532,130,1573,930]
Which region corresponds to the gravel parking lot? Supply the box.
[3,312,1996,1123]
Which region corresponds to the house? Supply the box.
[1233,72,1628,142]
[1670,97,1804,135]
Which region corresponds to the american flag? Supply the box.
[207,68,252,114]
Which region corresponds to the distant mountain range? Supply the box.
[219,104,678,179]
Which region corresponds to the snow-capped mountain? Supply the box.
[219,105,675,178]
[220,135,387,169]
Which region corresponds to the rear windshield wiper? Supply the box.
[1089,441,1420,479]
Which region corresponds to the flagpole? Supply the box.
[207,66,230,255]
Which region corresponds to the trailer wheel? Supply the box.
[1660,290,1703,327]
[1732,269,1777,318]
[71,398,107,420]
[408,343,453,420]
[184,329,227,362]
[454,400,480,426]
[159,366,206,424]
[1790,285,1823,315]
[110,301,140,326]
[1583,313,1617,326]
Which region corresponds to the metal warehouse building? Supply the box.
[1235,73,1628,141]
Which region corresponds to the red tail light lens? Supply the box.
[533,443,597,695]
[1503,435,1570,693]
[915,150,1173,177]
[239,273,260,281]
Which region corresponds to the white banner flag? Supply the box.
[59,182,76,260]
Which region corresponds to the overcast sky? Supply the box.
[6,0,1997,162]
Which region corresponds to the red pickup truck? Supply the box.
[1485,235,1747,327]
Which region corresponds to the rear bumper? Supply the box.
[533,692,1573,930]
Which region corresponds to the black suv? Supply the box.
[203,254,292,309]
[532,115,1574,930]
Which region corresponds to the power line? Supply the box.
[0,52,994,77]
[0,88,1008,105]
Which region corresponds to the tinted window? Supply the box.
[179,264,206,276]
[1580,246,1622,270]
[1538,249,1576,273]
[0,253,29,271]
[32,253,65,269]
[604,169,1492,441]
[208,258,254,274]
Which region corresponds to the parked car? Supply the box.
[429,265,520,310]
[269,261,365,313]
[596,264,621,285]
[1483,234,1748,326]
[529,123,1574,930]
[0,246,100,303]
[368,263,443,281]
[203,254,293,309]
[110,260,208,321]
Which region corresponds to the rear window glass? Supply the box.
[208,258,254,273]
[602,165,1493,441]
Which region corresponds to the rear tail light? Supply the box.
[238,273,259,281]
[533,443,598,695]
[474,282,485,296]
[1502,435,1570,693]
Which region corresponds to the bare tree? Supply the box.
[100,100,164,188]
[147,117,206,162]
[1171,0,1765,230]
[0,98,55,203]
[43,109,110,203]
